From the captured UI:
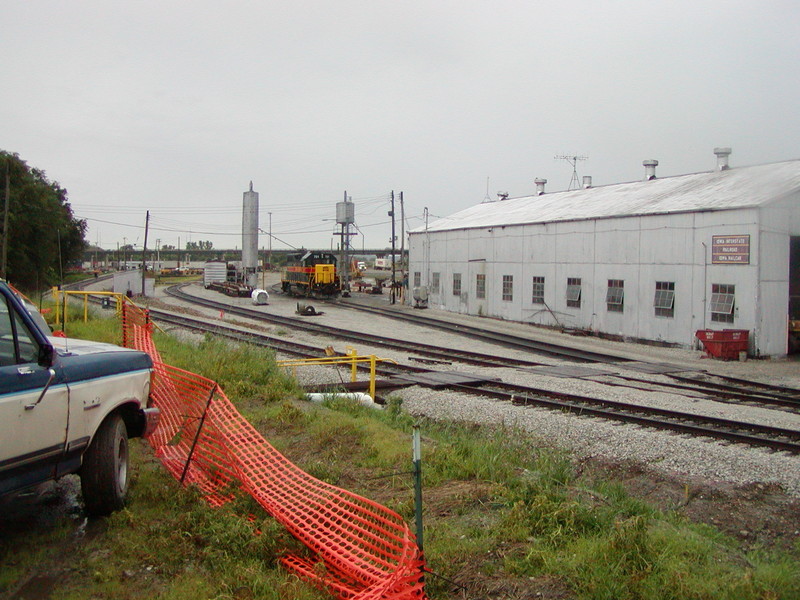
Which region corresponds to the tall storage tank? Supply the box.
[204,261,227,288]
[242,182,259,287]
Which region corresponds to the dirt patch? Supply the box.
[447,551,573,599]
[578,457,800,551]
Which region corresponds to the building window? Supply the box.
[606,279,624,312]
[710,283,735,323]
[453,273,462,296]
[413,271,421,288]
[654,281,675,318]
[532,276,545,304]
[476,274,486,299]
[566,277,581,308]
[502,275,513,301]
[431,272,440,294]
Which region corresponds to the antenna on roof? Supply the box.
[555,154,588,190]
[483,177,493,203]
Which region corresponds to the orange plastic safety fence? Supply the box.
[121,306,427,599]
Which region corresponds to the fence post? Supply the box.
[412,424,423,554]
[181,384,218,485]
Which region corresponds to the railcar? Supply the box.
[281,251,340,297]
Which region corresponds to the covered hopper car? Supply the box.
[281,251,340,297]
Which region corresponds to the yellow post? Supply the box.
[52,287,60,326]
[83,295,89,322]
[369,355,376,400]
[347,346,358,383]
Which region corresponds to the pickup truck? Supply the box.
[0,280,158,515]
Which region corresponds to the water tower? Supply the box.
[336,193,355,293]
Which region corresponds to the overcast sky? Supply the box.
[3,1,798,253]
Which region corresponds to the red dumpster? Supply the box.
[695,329,749,360]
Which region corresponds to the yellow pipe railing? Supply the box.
[277,346,395,400]
[50,288,159,335]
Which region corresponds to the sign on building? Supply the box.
[712,235,750,264]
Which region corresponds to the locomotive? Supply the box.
[281,251,341,297]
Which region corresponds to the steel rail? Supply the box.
[450,382,800,454]
[666,373,800,405]
[600,374,800,413]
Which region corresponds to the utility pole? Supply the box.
[268,211,272,270]
[400,191,405,290]
[1,165,9,279]
[141,211,150,296]
[390,191,396,305]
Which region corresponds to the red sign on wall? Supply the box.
[712,235,750,264]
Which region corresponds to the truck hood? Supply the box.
[50,336,144,357]
[49,337,153,382]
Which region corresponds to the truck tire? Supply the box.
[80,414,129,516]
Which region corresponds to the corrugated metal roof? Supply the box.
[413,160,800,234]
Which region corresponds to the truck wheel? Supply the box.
[80,414,129,516]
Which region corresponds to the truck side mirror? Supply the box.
[38,342,55,368]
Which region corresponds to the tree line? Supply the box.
[1,151,87,290]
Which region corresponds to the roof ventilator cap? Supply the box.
[534,178,547,195]
[714,147,732,171]
[582,175,592,189]
[643,159,658,180]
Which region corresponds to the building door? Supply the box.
[789,236,800,354]
[468,259,486,316]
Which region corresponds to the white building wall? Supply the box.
[410,208,784,354]
[408,179,800,356]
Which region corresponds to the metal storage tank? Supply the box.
[242,182,259,288]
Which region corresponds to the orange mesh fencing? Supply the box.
[121,304,427,599]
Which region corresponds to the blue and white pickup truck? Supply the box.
[0,280,158,515]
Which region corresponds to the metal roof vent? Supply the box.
[643,159,659,180]
[534,178,547,195]
[582,175,593,189]
[497,191,509,201]
[714,147,732,171]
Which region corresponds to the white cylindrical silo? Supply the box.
[242,181,259,287]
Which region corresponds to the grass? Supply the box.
[2,308,798,599]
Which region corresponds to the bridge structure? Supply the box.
[82,248,407,269]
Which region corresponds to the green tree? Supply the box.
[1,151,87,289]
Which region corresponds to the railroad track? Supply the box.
[169,283,800,413]
[65,279,800,452]
[145,306,800,454]
[594,373,800,414]
[330,296,633,364]
[163,284,550,369]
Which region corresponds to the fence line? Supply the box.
[121,304,426,599]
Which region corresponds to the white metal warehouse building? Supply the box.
[408,151,800,357]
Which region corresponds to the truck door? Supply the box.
[0,292,68,495]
